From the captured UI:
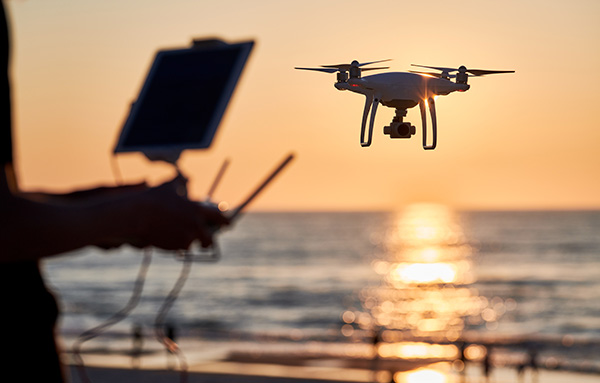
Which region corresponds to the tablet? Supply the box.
[114,39,254,163]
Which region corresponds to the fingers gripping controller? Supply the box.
[183,201,224,262]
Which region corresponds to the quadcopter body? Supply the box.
[296,60,514,149]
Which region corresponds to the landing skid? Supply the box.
[360,95,438,150]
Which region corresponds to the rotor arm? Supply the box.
[419,97,437,150]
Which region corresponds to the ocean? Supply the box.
[42,207,600,374]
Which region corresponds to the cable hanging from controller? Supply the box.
[71,249,194,383]
[72,157,194,383]
[72,248,153,383]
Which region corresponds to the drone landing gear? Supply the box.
[419,97,437,150]
[360,93,380,147]
[360,95,438,150]
[381,98,437,150]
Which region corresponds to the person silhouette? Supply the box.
[131,324,144,368]
[528,348,539,383]
[456,340,468,383]
[370,327,382,381]
[516,359,526,382]
[483,345,493,382]
[0,2,228,381]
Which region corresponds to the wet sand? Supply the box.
[65,345,600,383]
[68,363,600,383]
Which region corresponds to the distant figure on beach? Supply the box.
[528,348,539,383]
[456,341,468,383]
[131,324,144,368]
[459,341,467,364]
[370,327,383,382]
[517,348,539,383]
[483,345,493,382]
[517,360,526,382]
[0,3,229,381]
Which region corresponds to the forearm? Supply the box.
[0,171,224,259]
[0,193,135,262]
[21,182,147,204]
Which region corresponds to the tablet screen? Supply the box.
[114,40,253,161]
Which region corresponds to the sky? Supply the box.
[5,0,600,211]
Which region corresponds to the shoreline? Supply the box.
[68,361,600,383]
[63,337,600,383]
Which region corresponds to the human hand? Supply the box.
[122,175,230,250]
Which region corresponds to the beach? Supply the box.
[62,327,600,383]
[68,364,600,383]
[65,340,600,383]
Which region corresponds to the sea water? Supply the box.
[42,208,600,372]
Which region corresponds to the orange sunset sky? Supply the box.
[6,0,600,211]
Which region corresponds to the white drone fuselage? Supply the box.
[335,72,469,103]
[333,72,469,149]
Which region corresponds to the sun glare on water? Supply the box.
[340,203,513,382]
[358,204,479,340]
[402,368,448,383]
[392,262,457,284]
[339,203,516,383]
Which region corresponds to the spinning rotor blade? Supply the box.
[357,59,392,67]
[321,59,392,71]
[294,67,338,73]
[410,70,442,77]
[409,70,456,78]
[467,69,515,76]
[411,64,514,76]
[361,66,390,72]
[320,63,351,70]
[412,64,457,73]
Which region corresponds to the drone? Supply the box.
[295,60,514,150]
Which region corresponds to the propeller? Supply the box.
[361,67,390,72]
[411,64,515,77]
[294,67,338,73]
[409,70,456,79]
[295,59,391,74]
[320,59,392,71]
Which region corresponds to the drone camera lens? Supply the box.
[397,123,410,137]
[384,122,415,139]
